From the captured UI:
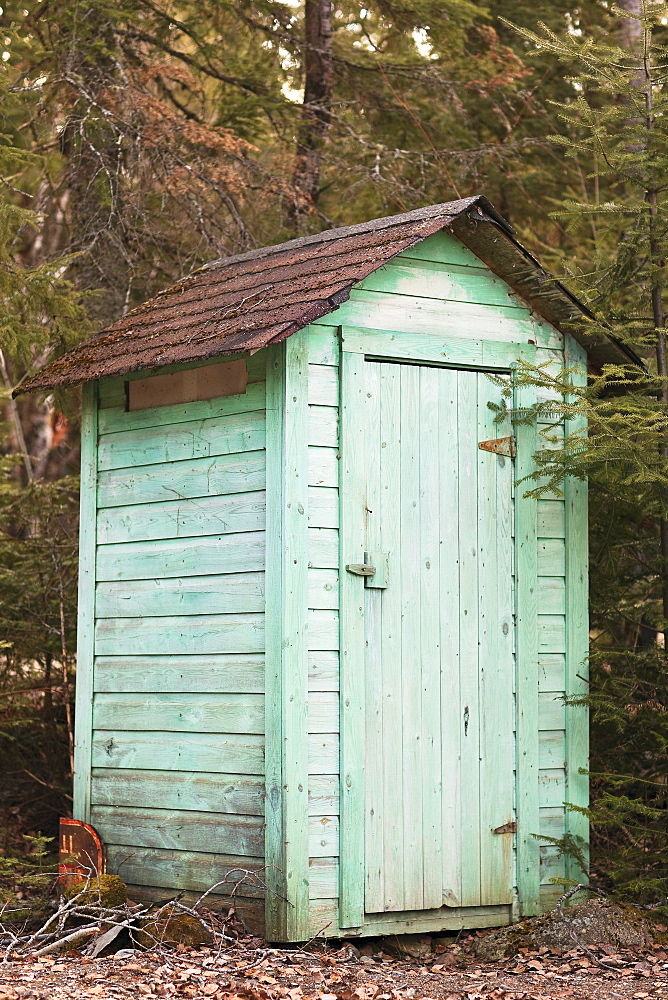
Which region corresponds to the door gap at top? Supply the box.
[363,355,512,373]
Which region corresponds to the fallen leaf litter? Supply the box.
[0,934,667,1000]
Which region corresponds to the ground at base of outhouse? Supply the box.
[2,921,667,1000]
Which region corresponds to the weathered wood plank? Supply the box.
[98,409,265,472]
[338,350,367,928]
[363,360,385,914]
[308,569,339,610]
[357,903,515,937]
[514,370,541,917]
[91,731,265,774]
[307,487,339,529]
[94,612,264,656]
[307,326,340,366]
[537,538,566,577]
[307,527,339,568]
[105,845,270,898]
[341,328,537,371]
[538,500,565,539]
[399,363,424,911]
[418,366,444,910]
[537,577,566,615]
[538,692,565,732]
[538,654,565,693]
[538,615,566,654]
[563,335,590,882]
[98,380,266,435]
[377,363,406,913]
[309,405,339,447]
[308,365,338,407]
[73,382,98,825]
[397,230,492,268]
[264,332,311,941]
[309,816,339,858]
[308,447,339,489]
[93,692,265,734]
[98,452,266,509]
[96,531,265,582]
[91,769,265,815]
[538,730,566,769]
[477,371,515,906]
[333,290,560,349]
[95,573,265,618]
[538,769,567,808]
[97,491,265,545]
[439,367,462,908]
[94,653,265,694]
[308,774,339,816]
[307,609,339,650]
[308,652,339,692]
[91,805,264,857]
[307,734,339,774]
[308,692,338,734]
[458,371,481,908]
[359,257,531,310]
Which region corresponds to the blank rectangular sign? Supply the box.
[127,360,248,411]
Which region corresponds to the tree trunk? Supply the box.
[617,0,643,52]
[292,0,333,226]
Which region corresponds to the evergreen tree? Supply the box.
[504,1,668,905]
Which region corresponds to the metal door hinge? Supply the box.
[479,435,516,458]
[492,821,517,835]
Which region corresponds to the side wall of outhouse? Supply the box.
[73,228,589,941]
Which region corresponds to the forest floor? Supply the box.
[0,933,665,1000]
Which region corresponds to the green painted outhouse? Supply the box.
[19,197,638,941]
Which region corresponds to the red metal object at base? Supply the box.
[58,818,105,887]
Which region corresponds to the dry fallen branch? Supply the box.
[0,867,277,962]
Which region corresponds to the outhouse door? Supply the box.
[341,346,516,920]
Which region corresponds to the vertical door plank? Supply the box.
[339,350,368,929]
[363,362,385,913]
[477,374,515,904]
[457,371,482,908]
[74,381,99,824]
[378,365,405,910]
[439,369,462,907]
[418,367,444,909]
[399,364,424,911]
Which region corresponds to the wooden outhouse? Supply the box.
[19,197,638,942]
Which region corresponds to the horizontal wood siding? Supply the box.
[90,353,267,905]
[307,327,340,924]
[535,348,569,900]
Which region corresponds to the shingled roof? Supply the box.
[17,196,640,395]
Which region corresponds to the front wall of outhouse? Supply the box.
[73,228,588,940]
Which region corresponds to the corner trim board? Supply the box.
[265,334,310,941]
[73,381,99,823]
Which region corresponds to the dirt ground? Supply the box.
[0,934,666,1000]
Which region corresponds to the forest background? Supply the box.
[0,0,666,907]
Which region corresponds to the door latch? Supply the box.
[346,552,389,589]
[346,563,376,577]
